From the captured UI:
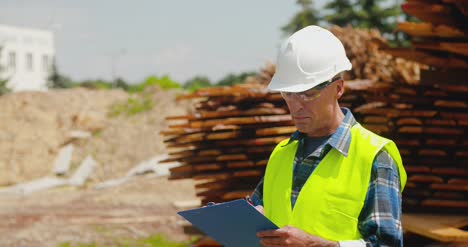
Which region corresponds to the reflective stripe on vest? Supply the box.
[263,124,406,241]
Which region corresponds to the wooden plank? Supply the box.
[397,22,467,38]
[401,2,458,26]
[399,126,423,134]
[456,151,468,158]
[448,179,468,185]
[432,168,468,176]
[424,127,464,135]
[418,149,447,157]
[420,69,468,86]
[402,213,468,242]
[441,112,468,120]
[363,116,389,124]
[434,100,468,109]
[226,161,255,168]
[381,48,468,69]
[414,42,468,57]
[395,139,421,146]
[361,124,389,134]
[439,85,468,93]
[409,175,444,183]
[222,190,252,200]
[255,126,296,136]
[431,184,468,192]
[421,199,468,209]
[425,119,458,126]
[216,154,248,161]
[425,139,458,146]
[405,166,431,173]
[397,118,423,126]
[432,191,466,200]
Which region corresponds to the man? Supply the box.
[251,26,407,247]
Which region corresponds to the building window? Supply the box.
[42,55,49,71]
[26,53,33,71]
[8,52,16,69]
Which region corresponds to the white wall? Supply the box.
[0,24,55,91]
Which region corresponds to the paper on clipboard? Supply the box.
[177,199,278,247]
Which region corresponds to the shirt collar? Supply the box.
[285,107,356,157]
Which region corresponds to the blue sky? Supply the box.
[0,0,327,84]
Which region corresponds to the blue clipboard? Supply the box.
[177,199,278,247]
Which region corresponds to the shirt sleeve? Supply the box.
[250,177,264,206]
[358,150,404,247]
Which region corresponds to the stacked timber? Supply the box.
[162,26,423,207]
[162,84,291,204]
[373,0,468,213]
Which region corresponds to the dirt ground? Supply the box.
[0,87,200,246]
[0,175,200,246]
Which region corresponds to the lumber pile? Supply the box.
[382,0,468,69]
[163,20,467,213]
[329,26,423,85]
[162,83,290,204]
[373,0,468,213]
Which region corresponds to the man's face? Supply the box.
[281,80,343,137]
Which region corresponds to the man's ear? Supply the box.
[335,79,345,99]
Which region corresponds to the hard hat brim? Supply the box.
[268,62,352,93]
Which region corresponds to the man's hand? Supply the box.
[257,225,339,247]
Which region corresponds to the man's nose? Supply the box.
[286,98,303,112]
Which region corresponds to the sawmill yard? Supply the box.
[0,20,467,246]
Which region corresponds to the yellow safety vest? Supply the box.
[263,124,406,241]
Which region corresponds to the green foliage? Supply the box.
[324,0,359,27]
[137,234,194,247]
[57,234,195,247]
[285,0,406,44]
[47,62,75,89]
[80,79,113,90]
[184,75,212,92]
[216,71,256,86]
[113,77,130,90]
[128,75,181,93]
[0,80,10,96]
[282,0,321,35]
[0,46,11,95]
[108,94,154,117]
[354,0,400,34]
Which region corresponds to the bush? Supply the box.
[108,94,154,117]
[128,75,181,93]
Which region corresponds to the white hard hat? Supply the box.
[268,25,352,93]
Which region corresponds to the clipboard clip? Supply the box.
[245,195,254,206]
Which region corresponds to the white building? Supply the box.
[0,24,55,91]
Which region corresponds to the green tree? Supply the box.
[0,46,11,95]
[282,0,321,35]
[324,0,360,27]
[184,75,212,92]
[355,0,400,35]
[128,75,181,92]
[216,71,256,86]
[47,62,75,89]
[79,79,112,89]
[113,77,130,90]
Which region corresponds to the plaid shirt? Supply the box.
[251,108,403,247]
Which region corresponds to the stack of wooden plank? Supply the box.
[383,0,468,69]
[162,83,291,204]
[373,0,468,213]
[343,72,468,213]
[163,21,467,213]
